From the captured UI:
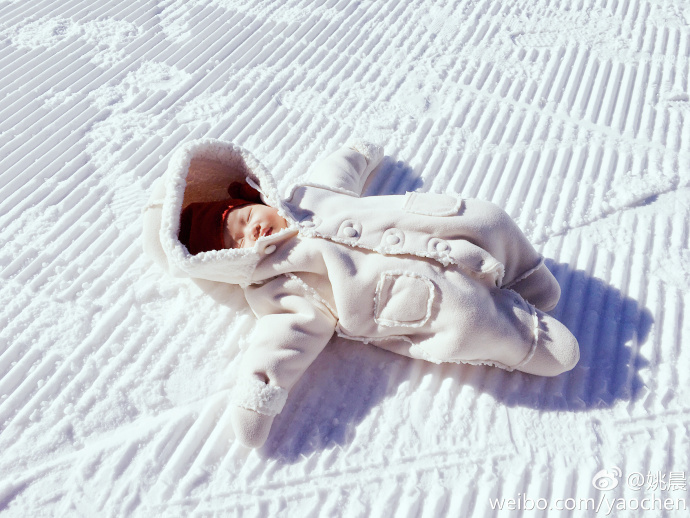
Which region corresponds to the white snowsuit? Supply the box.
[142,139,579,447]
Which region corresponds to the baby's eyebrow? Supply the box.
[234,213,249,243]
[226,206,252,248]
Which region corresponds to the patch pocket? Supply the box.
[402,191,463,216]
[374,271,435,328]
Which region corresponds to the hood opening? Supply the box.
[183,156,257,209]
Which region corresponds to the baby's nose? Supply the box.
[250,222,261,239]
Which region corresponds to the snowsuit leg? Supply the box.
[418,271,538,369]
[370,269,578,376]
[454,198,562,312]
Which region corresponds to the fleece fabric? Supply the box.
[142,139,579,447]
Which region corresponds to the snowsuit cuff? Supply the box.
[502,257,545,289]
[231,376,289,416]
[511,299,540,371]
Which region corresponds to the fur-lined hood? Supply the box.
[142,139,297,287]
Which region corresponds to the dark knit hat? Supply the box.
[178,182,262,254]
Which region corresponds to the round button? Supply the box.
[264,244,276,255]
[386,235,401,245]
[436,241,450,252]
[343,227,358,238]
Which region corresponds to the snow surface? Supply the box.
[0,0,689,516]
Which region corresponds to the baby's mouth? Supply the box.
[261,227,273,238]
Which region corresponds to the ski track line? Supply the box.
[2,194,110,295]
[0,39,79,101]
[23,189,114,290]
[643,217,668,413]
[620,213,652,415]
[0,11,149,128]
[246,1,406,142]
[7,189,113,287]
[0,133,88,220]
[0,297,136,425]
[44,302,182,417]
[7,124,186,293]
[152,448,509,514]
[47,140,198,290]
[4,375,214,481]
[626,211,656,407]
[0,286,40,348]
[0,39,20,66]
[607,217,638,404]
[0,35,170,192]
[0,0,61,24]
[276,0,470,152]
[61,0,143,24]
[171,404,239,500]
[589,242,628,406]
[0,403,198,500]
[4,2,168,110]
[0,96,103,189]
[136,12,344,166]
[12,0,94,23]
[148,397,227,503]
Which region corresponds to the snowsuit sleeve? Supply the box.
[229,274,337,447]
[307,142,384,196]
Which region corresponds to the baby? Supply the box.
[142,139,579,448]
[177,181,288,253]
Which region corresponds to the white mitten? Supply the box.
[230,375,288,447]
[348,139,384,172]
[230,406,276,448]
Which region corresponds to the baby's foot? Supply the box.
[515,309,579,376]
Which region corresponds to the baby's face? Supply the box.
[223,203,288,249]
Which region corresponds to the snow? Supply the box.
[0,0,689,516]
